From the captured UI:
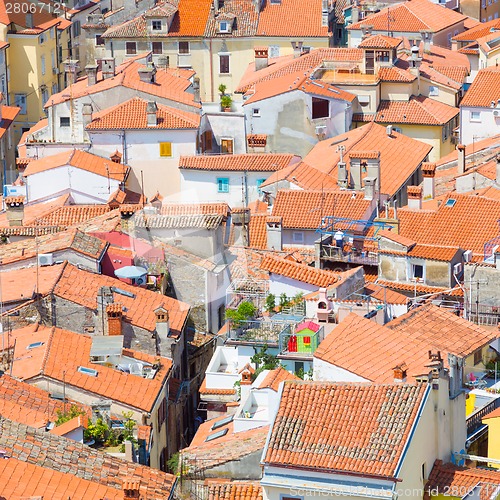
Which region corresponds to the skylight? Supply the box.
[26,341,44,350]
[205,428,229,442]
[111,287,135,299]
[212,415,234,430]
[78,366,98,377]
[445,199,456,207]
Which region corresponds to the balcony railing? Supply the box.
[321,244,378,266]
[227,320,286,346]
[467,398,500,436]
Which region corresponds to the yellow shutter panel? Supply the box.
[159,142,172,157]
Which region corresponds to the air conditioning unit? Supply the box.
[315,125,327,138]
[463,250,473,262]
[38,253,54,266]
[494,110,500,117]
[52,67,59,75]
[453,263,462,275]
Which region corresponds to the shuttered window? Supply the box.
[159,142,172,157]
[219,55,229,74]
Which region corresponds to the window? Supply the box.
[292,231,304,243]
[159,142,172,157]
[257,178,265,193]
[252,108,260,117]
[445,198,456,207]
[219,54,230,74]
[212,415,234,429]
[219,21,229,32]
[482,0,486,7]
[41,55,46,76]
[392,126,403,134]
[51,49,56,70]
[14,94,27,114]
[447,33,452,46]
[73,20,81,37]
[50,27,55,38]
[269,45,280,58]
[294,362,304,375]
[52,83,58,95]
[60,117,70,127]
[412,264,424,280]
[429,85,439,96]
[41,88,48,107]
[126,42,137,55]
[152,41,163,54]
[358,95,370,107]
[157,398,167,428]
[471,111,481,121]
[221,138,233,154]
[474,349,482,365]
[77,366,98,377]
[217,177,229,193]
[95,34,104,46]
[39,33,46,44]
[205,428,229,442]
[312,97,329,119]
[151,19,162,30]
[26,341,44,350]
[178,41,189,54]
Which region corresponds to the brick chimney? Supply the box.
[106,303,123,336]
[266,216,282,251]
[421,162,436,200]
[457,144,466,175]
[146,101,158,127]
[64,60,79,85]
[85,63,98,86]
[255,47,269,71]
[110,150,122,163]
[4,196,25,226]
[240,366,253,401]
[122,478,141,499]
[393,363,408,383]
[407,186,422,210]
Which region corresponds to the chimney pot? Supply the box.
[4,196,25,226]
[146,101,158,127]
[106,303,123,336]
[422,162,436,200]
[407,185,422,209]
[254,47,269,70]
[457,144,466,175]
[85,64,99,86]
[101,58,116,79]
[138,64,156,83]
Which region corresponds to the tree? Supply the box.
[120,411,137,452]
[265,294,276,313]
[225,301,257,327]
[251,345,280,379]
[85,418,109,444]
[55,405,85,426]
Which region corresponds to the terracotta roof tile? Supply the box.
[50,414,89,436]
[271,190,372,229]
[376,279,463,295]
[23,149,128,181]
[178,153,299,172]
[264,380,427,477]
[205,0,259,37]
[199,378,236,396]
[378,65,416,83]
[261,255,339,287]
[359,34,403,49]
[0,0,66,31]
[257,0,328,36]
[0,105,20,140]
[0,418,176,498]
[87,97,200,130]
[160,202,230,216]
[348,0,467,33]
[460,67,500,108]
[12,326,172,412]
[258,367,299,391]
[453,19,500,42]
[135,213,225,229]
[378,229,416,248]
[407,243,461,261]
[208,482,262,500]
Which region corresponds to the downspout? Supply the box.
[122,130,128,164]
[4,44,9,105]
[244,170,248,206]
[209,39,214,103]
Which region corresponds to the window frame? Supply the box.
[152,41,163,54]
[151,19,162,31]
[159,142,172,157]
[14,94,27,115]
[95,34,105,46]
[411,263,424,280]
[60,117,70,127]
[219,54,230,74]
[470,111,481,122]
[256,178,266,194]
[126,41,137,55]
[41,55,46,76]
[220,138,234,154]
[474,349,482,365]
[292,231,305,244]
[217,177,230,193]
[312,96,330,119]
[252,108,261,117]
[178,41,190,54]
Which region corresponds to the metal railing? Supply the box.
[320,244,378,266]
[227,320,286,345]
[467,398,500,436]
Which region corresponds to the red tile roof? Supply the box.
[261,255,339,287]
[199,378,236,396]
[160,202,230,216]
[359,34,403,48]
[258,367,300,391]
[52,263,189,334]
[302,122,432,197]
[205,0,259,37]
[453,18,500,42]
[12,326,172,412]
[460,67,500,108]
[378,229,416,247]
[355,96,459,126]
[86,97,200,130]
[23,149,129,181]
[50,414,89,436]
[0,105,20,139]
[257,0,329,37]
[46,56,200,109]
[348,0,467,33]
[0,418,176,498]
[179,153,299,171]
[208,482,263,500]
[264,380,427,477]
[271,189,372,229]
[0,0,65,32]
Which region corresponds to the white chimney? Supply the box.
[407,186,422,209]
[255,47,269,70]
[291,41,303,58]
[422,162,436,200]
[457,144,466,175]
[338,161,348,187]
[82,103,93,128]
[146,101,158,127]
[101,58,116,79]
[86,64,98,86]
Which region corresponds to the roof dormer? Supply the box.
[216,13,236,34]
[144,2,178,33]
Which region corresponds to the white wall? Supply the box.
[179,169,273,207]
[268,274,321,298]
[26,165,121,203]
[460,106,500,144]
[313,356,369,382]
[281,228,320,248]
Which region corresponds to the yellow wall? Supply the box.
[419,79,458,107]
[485,415,500,469]
[380,80,414,101]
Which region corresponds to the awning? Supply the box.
[114,266,148,279]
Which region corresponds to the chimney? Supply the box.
[407,186,422,209]
[337,161,348,187]
[138,63,156,83]
[193,77,200,102]
[360,24,373,40]
[291,41,304,58]
[393,363,408,383]
[364,177,377,200]
[101,58,116,79]
[123,441,134,463]
[422,162,436,200]
[457,144,466,175]
[122,478,141,500]
[85,64,98,86]
[351,3,359,24]
[240,368,252,402]
[64,60,79,85]
[322,0,328,26]
[154,306,171,356]
[254,47,269,71]
[110,150,122,163]
[4,196,25,226]
[496,155,500,184]
[266,216,282,251]
[82,103,93,128]
[420,30,432,53]
[146,101,158,127]
[386,124,393,136]
[231,209,250,246]
[25,13,34,29]
[106,303,123,336]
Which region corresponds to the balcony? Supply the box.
[227,320,285,346]
[320,244,378,266]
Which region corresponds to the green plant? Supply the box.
[225,301,256,327]
[55,405,85,426]
[279,293,291,310]
[265,294,276,313]
[85,418,110,444]
[120,411,137,452]
[167,452,180,475]
[234,379,241,398]
[292,292,304,305]
[220,94,232,109]
[251,345,280,379]
[218,83,227,94]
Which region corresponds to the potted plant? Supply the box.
[220,94,232,112]
[218,83,227,96]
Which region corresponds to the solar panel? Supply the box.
[205,428,229,442]
[211,415,234,430]
[26,341,44,350]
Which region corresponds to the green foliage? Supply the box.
[85,418,109,444]
[220,94,232,108]
[168,452,180,475]
[225,301,256,327]
[292,292,304,304]
[55,405,85,426]
[279,293,291,310]
[296,367,314,380]
[251,345,280,380]
[218,83,227,94]
[120,411,137,452]
[265,294,276,313]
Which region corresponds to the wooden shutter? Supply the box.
[159,142,172,157]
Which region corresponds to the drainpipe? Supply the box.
[209,39,214,103]
[121,130,128,164]
[243,170,248,206]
